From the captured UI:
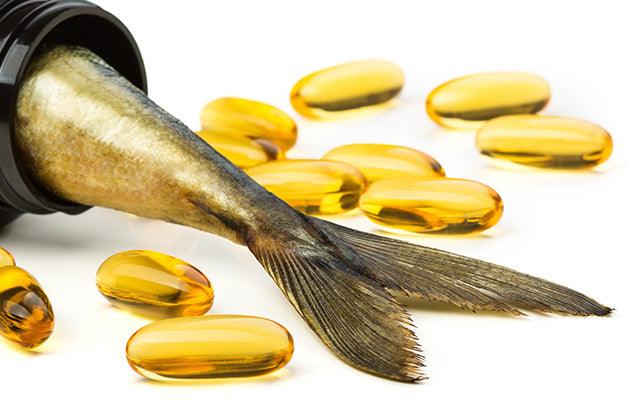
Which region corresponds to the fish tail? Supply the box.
[247,215,610,382]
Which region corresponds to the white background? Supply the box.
[2,0,626,412]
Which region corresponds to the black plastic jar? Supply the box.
[0,0,146,226]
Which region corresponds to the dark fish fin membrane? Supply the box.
[248,220,425,382]
[320,219,611,316]
[249,214,610,381]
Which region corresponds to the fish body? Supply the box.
[14,45,611,382]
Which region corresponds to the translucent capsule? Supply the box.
[476,115,613,169]
[96,250,213,319]
[426,72,550,129]
[0,247,15,267]
[0,266,54,348]
[246,160,366,215]
[126,315,294,380]
[322,144,445,183]
[196,131,284,168]
[359,178,503,234]
[290,60,404,119]
[200,97,297,151]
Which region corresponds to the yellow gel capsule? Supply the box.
[359,178,503,234]
[0,247,15,267]
[196,131,284,168]
[0,266,54,348]
[246,160,366,215]
[126,315,294,380]
[426,72,550,129]
[200,97,297,151]
[290,60,404,119]
[476,115,613,169]
[96,250,213,319]
[322,144,445,183]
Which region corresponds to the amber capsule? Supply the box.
[196,131,284,168]
[126,315,294,380]
[426,72,550,129]
[0,247,15,267]
[200,97,297,151]
[246,160,366,215]
[359,178,503,234]
[290,60,404,119]
[322,144,445,183]
[476,115,613,169]
[96,250,213,319]
[0,266,54,348]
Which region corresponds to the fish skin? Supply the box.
[14,45,611,382]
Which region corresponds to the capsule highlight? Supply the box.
[323,144,445,183]
[126,315,294,380]
[0,266,54,348]
[0,247,15,267]
[359,178,503,234]
[426,72,550,129]
[96,250,213,319]
[200,97,297,151]
[196,131,284,168]
[476,115,612,169]
[290,60,404,119]
[246,160,366,215]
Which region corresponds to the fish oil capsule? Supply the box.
[322,144,445,183]
[200,97,297,151]
[0,247,15,267]
[476,115,613,169]
[196,131,284,168]
[0,266,54,348]
[290,60,404,119]
[246,160,366,215]
[126,315,294,380]
[426,72,550,129]
[359,178,503,234]
[96,250,213,319]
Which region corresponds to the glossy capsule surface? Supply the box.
[476,115,613,169]
[200,97,297,150]
[126,315,294,380]
[196,131,284,168]
[246,160,366,215]
[97,250,213,319]
[426,72,550,129]
[323,144,445,183]
[290,60,404,119]
[0,247,15,267]
[359,178,503,234]
[0,266,54,348]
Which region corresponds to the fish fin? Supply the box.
[248,225,425,382]
[320,219,611,316]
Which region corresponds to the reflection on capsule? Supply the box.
[323,144,445,183]
[476,115,613,169]
[0,266,54,348]
[426,72,550,129]
[126,315,294,381]
[200,97,297,151]
[246,160,366,215]
[196,131,284,168]
[359,178,503,234]
[290,60,404,119]
[0,247,15,267]
[96,250,213,319]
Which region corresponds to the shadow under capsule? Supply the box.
[0,334,57,356]
[477,155,614,175]
[132,366,294,388]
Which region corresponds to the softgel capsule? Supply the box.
[126,315,294,380]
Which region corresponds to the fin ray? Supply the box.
[322,219,611,316]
